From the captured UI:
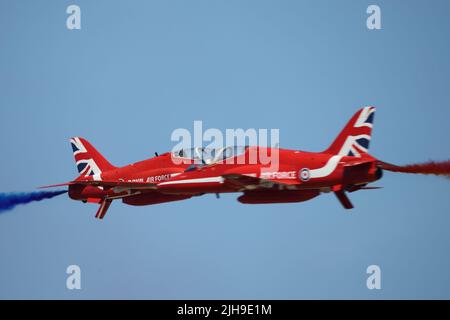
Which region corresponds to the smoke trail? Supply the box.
[380,160,450,179]
[0,190,67,213]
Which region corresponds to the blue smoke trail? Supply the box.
[0,190,67,213]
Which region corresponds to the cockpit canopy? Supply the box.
[172,146,247,164]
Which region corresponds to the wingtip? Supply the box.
[38,182,74,189]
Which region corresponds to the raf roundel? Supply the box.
[299,168,311,182]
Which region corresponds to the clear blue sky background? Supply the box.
[1,0,450,299]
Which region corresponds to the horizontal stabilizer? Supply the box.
[40,180,157,190]
[39,182,75,189]
[347,184,383,193]
[360,186,382,190]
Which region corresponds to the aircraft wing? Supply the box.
[39,180,157,190]
[222,174,299,190]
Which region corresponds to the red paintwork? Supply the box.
[123,193,192,206]
[237,190,320,204]
[156,148,380,195]
[62,144,195,218]
[48,107,382,218]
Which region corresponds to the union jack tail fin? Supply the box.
[325,107,375,157]
[70,137,116,178]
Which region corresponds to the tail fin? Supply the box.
[70,137,116,178]
[325,107,376,157]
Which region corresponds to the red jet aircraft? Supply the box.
[157,106,381,209]
[43,107,399,219]
[42,137,197,219]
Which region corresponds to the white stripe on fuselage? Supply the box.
[158,176,225,186]
[159,155,343,186]
[309,155,343,179]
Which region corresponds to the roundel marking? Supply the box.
[299,168,311,182]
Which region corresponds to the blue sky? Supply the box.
[1,0,450,299]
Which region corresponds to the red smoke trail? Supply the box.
[379,160,450,178]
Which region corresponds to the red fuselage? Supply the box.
[69,147,382,206]
[156,147,382,202]
[57,107,383,218]
[68,152,194,205]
